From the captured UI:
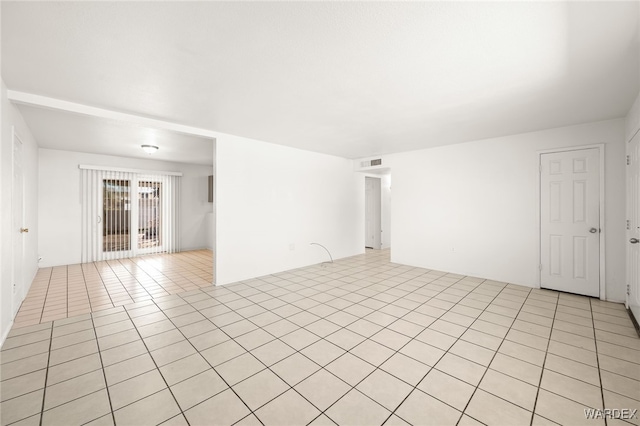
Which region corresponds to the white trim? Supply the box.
[536,154,542,288]
[11,127,25,318]
[212,141,217,286]
[79,164,182,177]
[536,143,606,300]
[599,144,606,301]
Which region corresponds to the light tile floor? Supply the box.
[12,250,213,327]
[1,249,639,425]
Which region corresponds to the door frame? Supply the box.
[364,176,382,249]
[11,126,25,316]
[626,127,640,315]
[536,144,606,300]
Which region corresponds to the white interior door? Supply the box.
[627,131,640,320]
[365,177,381,249]
[12,131,25,316]
[540,148,600,297]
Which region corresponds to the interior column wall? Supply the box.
[215,134,363,285]
[1,79,40,343]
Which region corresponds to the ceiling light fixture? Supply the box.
[141,144,159,154]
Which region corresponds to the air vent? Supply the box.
[360,159,383,167]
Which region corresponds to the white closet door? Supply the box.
[540,148,600,297]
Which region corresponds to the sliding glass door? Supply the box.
[103,178,132,252]
[102,179,166,255]
[81,167,181,263]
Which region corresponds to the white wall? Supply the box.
[38,149,213,267]
[215,135,363,285]
[387,119,626,302]
[1,79,40,343]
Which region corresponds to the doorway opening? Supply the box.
[363,173,391,251]
[365,177,381,249]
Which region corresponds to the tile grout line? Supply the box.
[38,268,54,325]
[528,290,561,426]
[590,297,609,426]
[88,261,118,314]
[37,322,54,426]
[89,313,118,426]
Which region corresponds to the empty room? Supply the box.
[1,1,639,425]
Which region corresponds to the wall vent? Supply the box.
[360,159,382,167]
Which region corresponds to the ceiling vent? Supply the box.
[361,158,382,167]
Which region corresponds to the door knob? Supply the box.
[20,228,29,233]
[589,228,598,234]
[631,238,640,244]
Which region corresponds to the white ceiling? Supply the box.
[2,1,639,160]
[16,105,214,166]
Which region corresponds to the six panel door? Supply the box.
[541,148,600,297]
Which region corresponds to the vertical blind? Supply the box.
[80,165,181,263]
